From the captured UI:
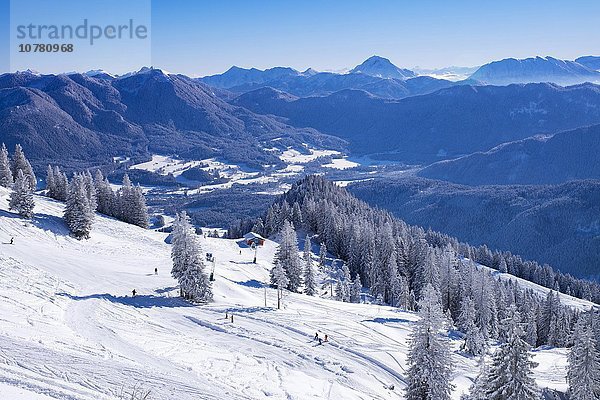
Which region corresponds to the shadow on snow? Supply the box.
[57,292,194,308]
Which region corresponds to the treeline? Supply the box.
[230,176,600,305]
[428,231,600,305]
[231,176,595,351]
[46,166,148,238]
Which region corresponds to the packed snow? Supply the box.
[0,187,591,399]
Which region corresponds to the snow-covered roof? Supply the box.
[243,232,265,240]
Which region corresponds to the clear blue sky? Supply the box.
[2,0,600,76]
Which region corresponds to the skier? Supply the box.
[314,332,319,341]
[154,267,158,275]
[132,289,136,297]
[9,237,13,245]
[324,334,328,343]
[318,337,322,345]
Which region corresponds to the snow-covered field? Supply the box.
[128,149,360,195]
[0,187,588,399]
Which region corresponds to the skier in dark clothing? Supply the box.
[9,237,13,245]
[132,289,136,297]
[324,334,328,342]
[314,332,319,341]
[318,337,322,345]
[154,267,158,275]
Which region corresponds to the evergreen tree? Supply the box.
[251,217,265,236]
[341,263,352,302]
[272,261,289,290]
[63,174,94,239]
[291,202,303,228]
[463,361,491,400]
[482,304,540,400]
[458,297,486,356]
[303,235,317,295]
[94,170,115,216]
[11,144,36,190]
[350,273,362,303]
[498,257,508,273]
[170,211,212,302]
[406,284,454,400]
[83,170,97,212]
[318,242,327,269]
[271,220,302,291]
[53,167,69,201]
[335,279,344,301]
[0,143,12,187]
[568,314,600,400]
[129,185,149,228]
[45,165,56,198]
[9,169,35,218]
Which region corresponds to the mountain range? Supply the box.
[470,56,600,86]
[199,56,469,99]
[0,68,343,170]
[233,83,600,164]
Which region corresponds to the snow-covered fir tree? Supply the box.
[341,263,352,302]
[116,174,148,228]
[458,297,486,356]
[251,218,265,236]
[170,211,212,302]
[63,174,94,239]
[272,261,289,291]
[129,185,149,228]
[9,169,35,218]
[334,279,344,301]
[45,165,68,201]
[568,313,600,400]
[83,171,97,212]
[0,143,13,187]
[350,273,362,303]
[406,284,454,400]
[45,165,55,197]
[480,304,540,400]
[271,220,302,291]
[54,166,69,201]
[303,235,317,295]
[318,242,327,269]
[94,170,115,216]
[11,144,36,190]
[462,360,490,400]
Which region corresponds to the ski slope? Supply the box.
[0,187,592,399]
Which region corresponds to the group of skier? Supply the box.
[314,332,329,345]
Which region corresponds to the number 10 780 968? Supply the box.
[18,43,74,52]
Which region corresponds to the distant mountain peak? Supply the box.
[471,56,600,85]
[350,56,416,79]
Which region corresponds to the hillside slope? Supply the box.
[232,83,600,163]
[419,124,600,185]
[0,187,591,399]
[350,178,600,280]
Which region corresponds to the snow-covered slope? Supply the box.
[0,187,592,399]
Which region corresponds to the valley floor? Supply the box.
[0,188,582,399]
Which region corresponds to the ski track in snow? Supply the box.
[0,187,588,399]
